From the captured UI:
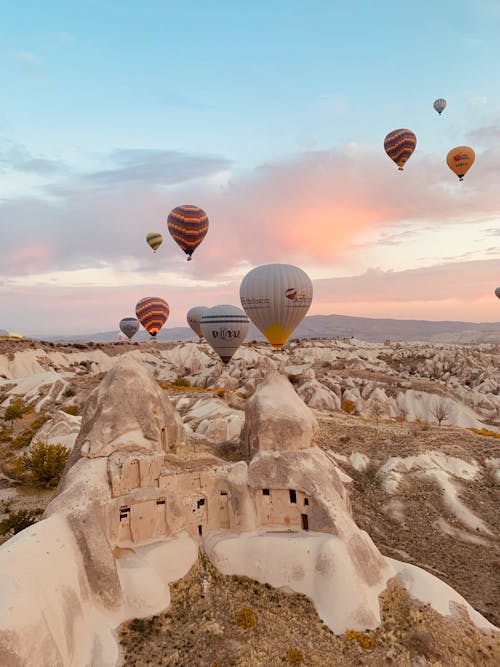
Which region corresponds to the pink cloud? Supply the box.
[5,245,54,273]
[312,259,500,322]
[1,258,498,335]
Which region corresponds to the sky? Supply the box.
[0,0,499,335]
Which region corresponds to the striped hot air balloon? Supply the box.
[167,204,209,261]
[384,129,417,170]
[135,297,169,338]
[146,232,163,253]
[433,98,447,115]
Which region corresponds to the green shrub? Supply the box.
[63,388,75,398]
[234,607,257,629]
[0,508,43,536]
[0,425,13,442]
[20,442,70,487]
[4,398,27,421]
[10,413,49,449]
[62,405,79,416]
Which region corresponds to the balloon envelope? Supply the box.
[240,263,313,349]
[135,297,169,337]
[384,129,417,170]
[200,305,249,364]
[167,205,208,260]
[446,146,475,181]
[187,306,210,339]
[119,317,140,340]
[495,287,500,300]
[433,98,446,115]
[146,232,163,252]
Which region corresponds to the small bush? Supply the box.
[287,374,301,385]
[344,629,374,649]
[286,648,304,665]
[341,399,356,414]
[20,442,70,487]
[0,508,43,536]
[234,607,257,629]
[128,617,155,634]
[4,398,26,421]
[63,388,75,398]
[172,376,191,388]
[0,425,13,442]
[62,405,79,416]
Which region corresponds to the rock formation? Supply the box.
[0,352,497,666]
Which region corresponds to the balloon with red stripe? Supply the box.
[135,297,170,338]
[384,129,417,170]
[167,204,209,261]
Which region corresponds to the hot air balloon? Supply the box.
[446,146,475,181]
[240,264,313,349]
[433,98,447,115]
[495,287,500,300]
[187,306,210,340]
[146,232,163,253]
[200,305,249,364]
[119,317,140,341]
[167,205,208,261]
[135,297,169,338]
[384,129,417,170]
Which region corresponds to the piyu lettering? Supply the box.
[212,328,241,339]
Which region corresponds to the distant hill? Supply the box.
[31,313,500,345]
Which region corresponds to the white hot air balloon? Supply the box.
[495,287,500,300]
[200,304,249,364]
[119,317,140,341]
[240,263,313,349]
[187,306,210,339]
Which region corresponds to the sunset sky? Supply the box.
[1,1,499,335]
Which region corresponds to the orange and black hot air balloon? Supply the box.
[167,204,209,261]
[446,146,475,181]
[384,129,417,170]
[135,297,169,338]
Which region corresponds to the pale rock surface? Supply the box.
[31,410,82,450]
[241,371,318,454]
[76,353,184,457]
[296,378,341,411]
[0,350,497,666]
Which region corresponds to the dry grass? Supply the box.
[118,555,500,666]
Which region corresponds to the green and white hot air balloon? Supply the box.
[240,263,313,349]
[200,304,249,364]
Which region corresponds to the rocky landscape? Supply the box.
[0,336,498,666]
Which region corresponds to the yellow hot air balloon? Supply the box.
[146,232,163,253]
[446,146,475,181]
